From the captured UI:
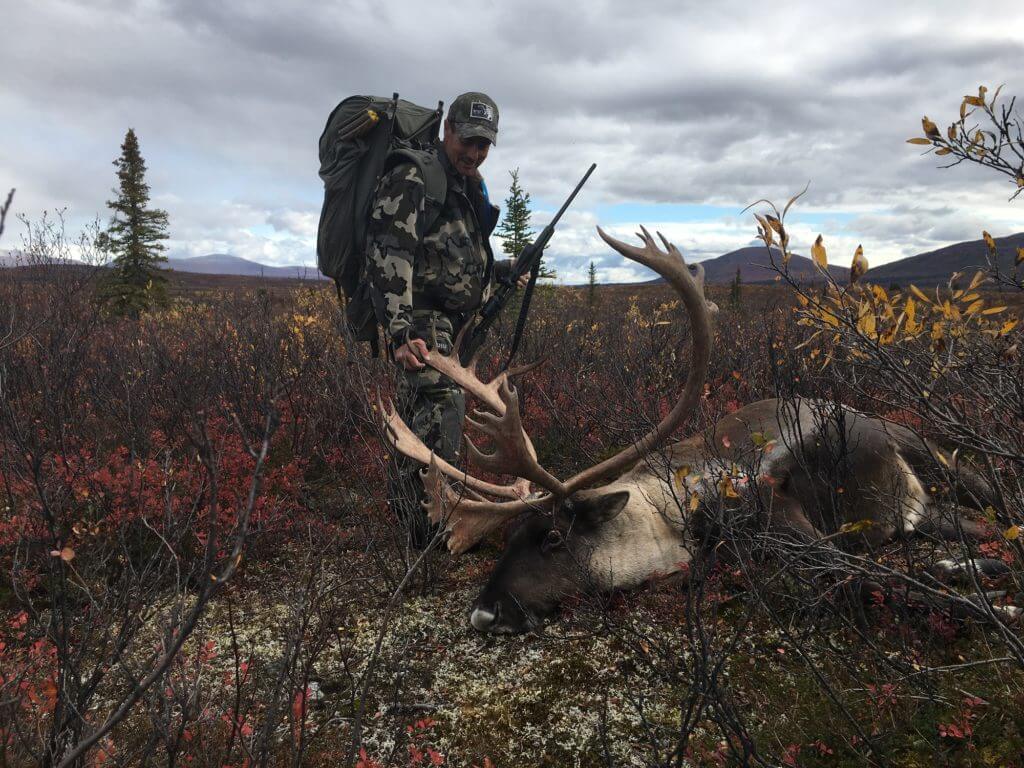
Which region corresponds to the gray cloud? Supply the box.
[2,0,1022,274]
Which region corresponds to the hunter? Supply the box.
[365,91,523,549]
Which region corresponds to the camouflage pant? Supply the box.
[389,311,466,546]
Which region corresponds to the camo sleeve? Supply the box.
[365,162,426,346]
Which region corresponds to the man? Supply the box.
[365,91,520,548]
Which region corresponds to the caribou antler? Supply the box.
[558,227,714,493]
[379,394,522,500]
[393,324,544,498]
[380,225,714,553]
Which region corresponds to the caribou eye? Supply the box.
[541,529,564,554]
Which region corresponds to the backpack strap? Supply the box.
[385,148,447,232]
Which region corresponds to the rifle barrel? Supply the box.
[551,163,596,225]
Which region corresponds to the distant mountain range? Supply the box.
[163,253,327,280]
[4,232,1023,287]
[647,232,1023,286]
[861,232,1024,286]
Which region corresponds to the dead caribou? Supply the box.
[383,227,1013,634]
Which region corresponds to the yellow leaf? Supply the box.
[906,137,932,145]
[720,476,740,499]
[964,299,984,315]
[969,271,987,290]
[1016,247,1024,266]
[765,214,784,235]
[840,519,874,534]
[960,99,968,119]
[858,309,876,338]
[963,95,985,107]
[947,124,957,141]
[921,117,941,138]
[689,493,700,512]
[811,234,828,270]
[755,214,774,246]
[1004,525,1020,541]
[935,147,952,156]
[1000,319,1019,336]
[981,305,1007,315]
[983,230,996,251]
[850,244,868,284]
[909,284,931,304]
[674,465,692,489]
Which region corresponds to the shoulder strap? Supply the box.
[386,148,447,207]
[384,148,447,234]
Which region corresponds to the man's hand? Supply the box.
[394,337,430,371]
[516,273,530,289]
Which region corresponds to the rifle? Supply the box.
[461,163,596,365]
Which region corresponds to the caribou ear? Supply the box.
[578,489,630,525]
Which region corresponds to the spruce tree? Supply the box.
[587,260,598,306]
[495,168,555,280]
[729,266,742,306]
[99,128,169,315]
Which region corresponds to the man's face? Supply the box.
[443,119,491,178]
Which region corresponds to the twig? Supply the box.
[55,408,279,768]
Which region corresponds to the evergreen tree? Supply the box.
[587,260,598,307]
[494,168,555,280]
[729,266,742,306]
[98,128,169,315]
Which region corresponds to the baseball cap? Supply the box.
[449,92,499,146]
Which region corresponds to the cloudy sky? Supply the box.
[2,0,1022,283]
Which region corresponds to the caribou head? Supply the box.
[382,227,716,633]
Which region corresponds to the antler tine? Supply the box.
[378,394,521,499]
[506,358,545,379]
[420,459,548,554]
[418,329,550,495]
[451,320,481,372]
[464,379,568,495]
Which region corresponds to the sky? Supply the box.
[2,0,1022,284]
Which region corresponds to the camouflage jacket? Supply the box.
[365,144,510,347]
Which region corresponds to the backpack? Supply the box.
[316,93,448,344]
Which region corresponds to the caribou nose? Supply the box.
[470,605,498,632]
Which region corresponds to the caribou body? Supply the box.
[383,228,1003,634]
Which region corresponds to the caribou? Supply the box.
[382,227,1009,634]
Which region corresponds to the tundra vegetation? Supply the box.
[1,87,1023,767]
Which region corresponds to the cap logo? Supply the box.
[470,101,495,123]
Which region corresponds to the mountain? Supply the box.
[0,249,75,267]
[1,249,29,266]
[863,232,1024,286]
[164,253,326,280]
[697,246,850,284]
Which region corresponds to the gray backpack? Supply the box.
[316,93,448,343]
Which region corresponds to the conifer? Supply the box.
[98,128,169,315]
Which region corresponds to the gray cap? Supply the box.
[449,92,499,145]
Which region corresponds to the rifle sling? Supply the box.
[503,258,541,371]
